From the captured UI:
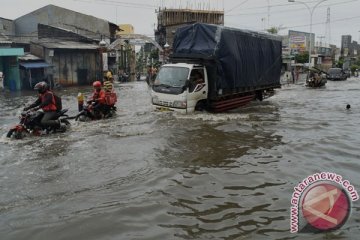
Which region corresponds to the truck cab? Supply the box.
[151,63,208,113]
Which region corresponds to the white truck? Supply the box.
[151,23,282,113]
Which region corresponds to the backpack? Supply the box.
[53,94,62,111]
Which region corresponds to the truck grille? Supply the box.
[159,100,173,107]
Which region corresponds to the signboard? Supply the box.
[290,35,306,53]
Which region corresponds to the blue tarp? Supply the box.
[19,62,52,69]
[172,23,282,98]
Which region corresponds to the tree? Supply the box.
[350,65,359,74]
[295,52,309,64]
[335,57,344,68]
[267,27,278,34]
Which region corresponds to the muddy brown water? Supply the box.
[0,79,359,239]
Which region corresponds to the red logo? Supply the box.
[301,183,351,231]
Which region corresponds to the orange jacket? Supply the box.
[105,90,117,106]
[91,89,106,104]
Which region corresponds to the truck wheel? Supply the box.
[255,91,263,101]
[195,100,207,111]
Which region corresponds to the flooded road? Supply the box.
[1,79,360,239]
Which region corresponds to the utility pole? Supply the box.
[324,7,331,46]
[288,0,328,68]
[267,0,271,29]
[317,36,325,47]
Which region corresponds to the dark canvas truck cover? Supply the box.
[172,23,282,99]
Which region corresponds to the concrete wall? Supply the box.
[15,5,110,40]
[0,18,15,36]
[118,24,134,35]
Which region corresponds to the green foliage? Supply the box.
[295,52,309,63]
[350,65,359,73]
[150,49,159,60]
[355,57,360,67]
[267,27,278,34]
[335,58,344,68]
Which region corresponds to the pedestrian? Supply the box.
[291,68,295,84]
[295,68,300,82]
[146,66,152,85]
[0,71,4,90]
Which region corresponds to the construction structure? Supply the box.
[155,6,224,49]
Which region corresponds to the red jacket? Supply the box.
[40,91,57,111]
[27,90,57,111]
[91,89,106,104]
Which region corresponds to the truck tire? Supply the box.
[255,91,263,101]
[195,100,207,111]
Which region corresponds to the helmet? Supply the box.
[34,81,48,94]
[93,81,102,88]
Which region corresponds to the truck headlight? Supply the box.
[152,96,160,105]
[173,100,187,109]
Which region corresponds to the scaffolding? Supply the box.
[155,7,224,49]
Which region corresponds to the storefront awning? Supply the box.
[0,48,24,56]
[19,62,53,69]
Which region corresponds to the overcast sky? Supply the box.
[1,0,360,46]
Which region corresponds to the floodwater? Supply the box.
[0,78,359,240]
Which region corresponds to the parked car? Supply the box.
[327,68,348,81]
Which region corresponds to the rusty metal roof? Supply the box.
[31,38,99,50]
[0,33,12,44]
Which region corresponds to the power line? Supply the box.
[73,0,156,9]
[94,0,156,8]
[284,14,360,30]
[226,0,357,16]
[226,0,250,13]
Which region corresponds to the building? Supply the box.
[118,24,134,35]
[14,5,118,44]
[30,38,100,87]
[0,18,24,90]
[1,5,121,89]
[155,8,224,49]
[341,35,352,56]
[116,24,136,80]
[18,53,52,90]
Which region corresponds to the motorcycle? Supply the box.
[305,67,328,88]
[7,109,71,139]
[75,103,116,122]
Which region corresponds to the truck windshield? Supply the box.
[154,67,189,87]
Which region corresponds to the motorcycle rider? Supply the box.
[23,81,65,130]
[87,81,106,118]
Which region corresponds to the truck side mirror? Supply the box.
[185,80,190,87]
[182,80,190,91]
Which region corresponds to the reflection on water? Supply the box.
[0,79,360,239]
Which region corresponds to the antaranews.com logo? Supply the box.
[290,172,359,233]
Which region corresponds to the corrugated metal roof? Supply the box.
[32,39,99,50]
[18,53,42,61]
[0,33,12,44]
[19,62,52,69]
